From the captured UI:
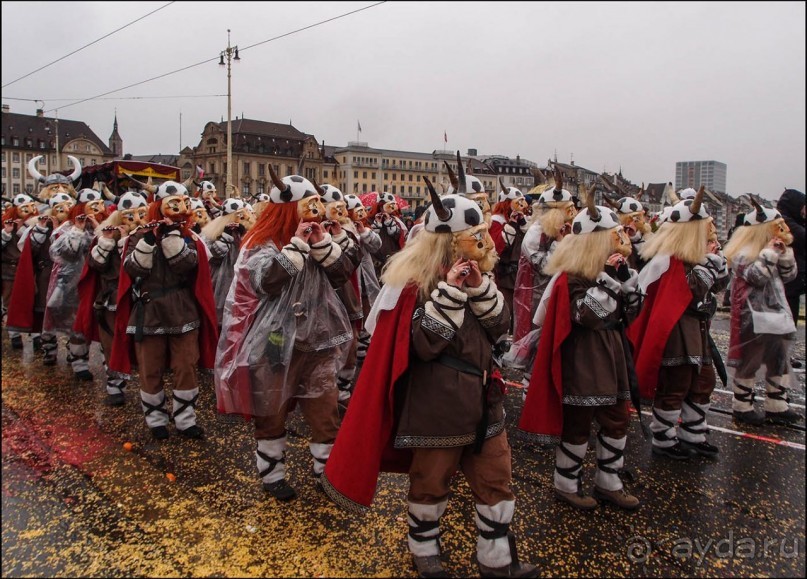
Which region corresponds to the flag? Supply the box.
[196,164,205,178]
[444,130,448,144]
[358,120,362,133]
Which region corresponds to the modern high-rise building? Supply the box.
[675,160,727,194]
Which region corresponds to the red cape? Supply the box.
[517,273,571,443]
[109,235,219,376]
[490,216,507,256]
[6,233,38,333]
[321,284,417,512]
[626,257,691,400]
[72,238,102,345]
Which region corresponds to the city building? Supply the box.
[178,117,336,197]
[1,106,114,197]
[675,160,727,194]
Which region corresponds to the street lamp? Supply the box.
[219,29,240,199]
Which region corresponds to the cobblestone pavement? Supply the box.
[2,310,805,578]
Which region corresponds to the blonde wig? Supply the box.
[381,231,459,301]
[639,218,709,265]
[538,204,574,238]
[252,200,270,219]
[201,212,239,241]
[544,229,616,281]
[723,220,790,265]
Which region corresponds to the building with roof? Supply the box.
[178,117,336,198]
[1,105,114,197]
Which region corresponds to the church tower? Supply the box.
[109,111,123,158]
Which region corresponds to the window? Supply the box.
[362,183,367,192]
[39,140,45,149]
[286,166,293,176]
[25,154,32,162]
[13,138,19,147]
[409,174,413,182]
[392,185,396,194]
[384,173,388,180]
[408,186,413,194]
[363,171,367,179]
[354,171,358,178]
[416,186,421,194]
[209,163,216,175]
[13,184,20,194]
[91,159,97,165]
[257,184,264,195]
[208,147,215,154]
[243,162,251,175]
[323,171,328,178]
[224,163,228,174]
[392,174,397,181]
[12,168,20,178]
[1,167,4,177]
[372,172,376,180]
[12,152,20,162]
[25,138,32,147]
[258,163,265,176]
[243,184,250,195]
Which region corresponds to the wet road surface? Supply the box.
[2,311,805,577]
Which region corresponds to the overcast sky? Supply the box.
[2,1,804,200]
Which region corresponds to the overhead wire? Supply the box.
[41,1,387,114]
[2,2,176,89]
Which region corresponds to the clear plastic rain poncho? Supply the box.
[215,241,353,417]
[727,250,797,376]
[43,223,93,334]
[209,241,239,324]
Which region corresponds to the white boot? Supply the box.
[475,500,514,569]
[407,500,448,558]
[650,407,680,449]
[732,377,764,425]
[257,437,296,500]
[140,390,170,439]
[310,441,333,478]
[593,434,625,491]
[764,376,802,424]
[173,388,203,438]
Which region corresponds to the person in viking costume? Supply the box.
[316,184,365,413]
[2,193,39,349]
[344,193,382,377]
[508,166,577,399]
[518,185,642,511]
[73,191,149,406]
[43,187,109,380]
[628,187,730,460]
[489,178,530,329]
[322,177,538,579]
[215,166,357,501]
[27,155,82,207]
[601,180,652,271]
[110,181,218,440]
[7,192,76,362]
[200,197,256,325]
[723,198,801,425]
[196,180,224,219]
[443,154,492,227]
[368,191,408,279]
[188,197,211,234]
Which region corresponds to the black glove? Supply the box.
[157,220,181,236]
[143,230,157,245]
[616,262,631,282]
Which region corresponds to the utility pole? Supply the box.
[219,29,240,199]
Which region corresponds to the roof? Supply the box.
[129,154,179,166]
[1,111,113,155]
[219,118,308,140]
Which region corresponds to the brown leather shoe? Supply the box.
[477,560,539,578]
[593,486,640,511]
[412,555,450,578]
[554,488,598,510]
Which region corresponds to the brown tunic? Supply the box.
[561,273,641,406]
[87,237,124,310]
[1,229,22,281]
[123,230,200,335]
[395,293,510,448]
[661,262,728,367]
